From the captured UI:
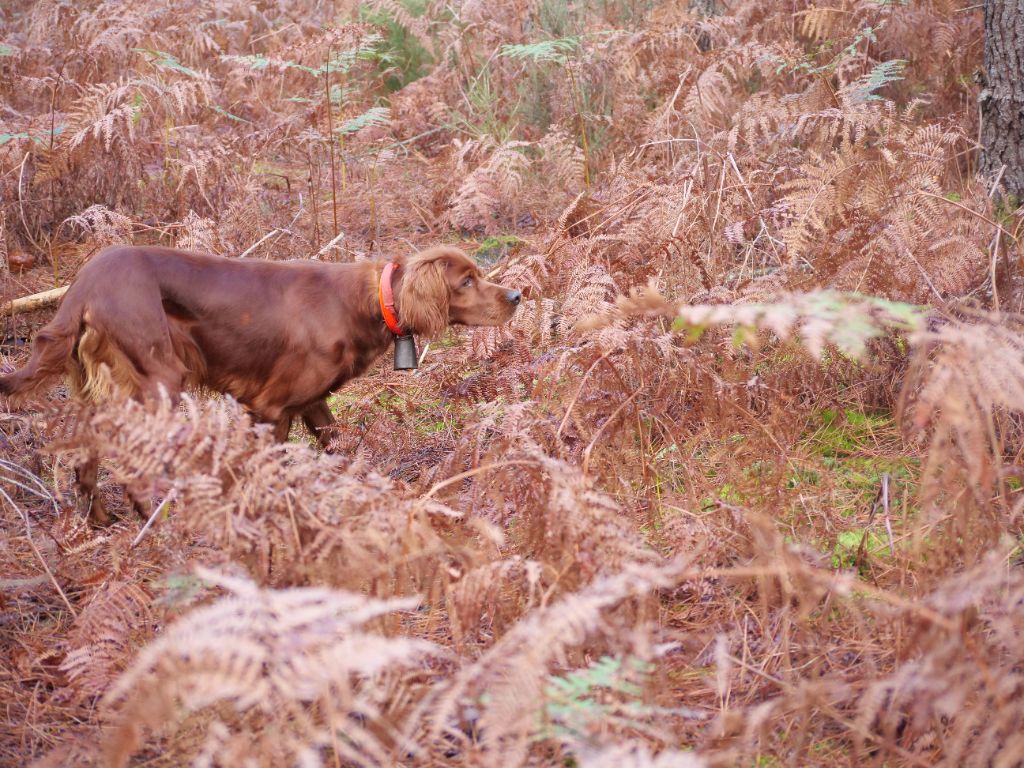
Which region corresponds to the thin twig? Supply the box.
[314,229,347,259]
[582,387,644,476]
[0,487,76,617]
[16,152,43,252]
[556,349,615,440]
[1,459,61,510]
[990,225,1002,312]
[236,195,304,259]
[917,189,1018,244]
[0,575,49,590]
[237,230,284,260]
[131,489,177,548]
[325,43,339,241]
[420,460,541,501]
[670,178,694,238]
[882,474,895,558]
[988,163,1007,199]
[904,249,943,303]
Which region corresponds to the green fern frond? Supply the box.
[666,291,927,360]
[842,59,907,104]
[222,35,386,77]
[542,655,651,740]
[500,37,581,65]
[322,33,388,75]
[336,105,391,135]
[133,48,204,79]
[219,53,317,74]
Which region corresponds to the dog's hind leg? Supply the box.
[73,324,185,524]
[118,354,186,521]
[102,322,185,407]
[139,362,184,405]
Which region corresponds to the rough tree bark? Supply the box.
[688,0,720,17]
[689,0,720,52]
[979,0,1024,200]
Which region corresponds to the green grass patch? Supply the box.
[474,234,521,268]
[358,0,433,91]
[804,407,918,516]
[832,528,893,570]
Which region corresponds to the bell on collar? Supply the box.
[394,334,419,370]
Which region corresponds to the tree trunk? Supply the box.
[689,0,720,52]
[688,0,720,17]
[980,0,1024,201]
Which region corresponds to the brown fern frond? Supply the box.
[61,204,134,247]
[61,580,153,700]
[901,309,1024,553]
[173,210,221,253]
[102,568,437,767]
[414,559,685,765]
[448,140,532,233]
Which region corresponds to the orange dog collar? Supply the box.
[378,261,406,336]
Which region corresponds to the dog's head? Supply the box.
[397,246,520,337]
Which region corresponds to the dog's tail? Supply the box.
[0,293,84,403]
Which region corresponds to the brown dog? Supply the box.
[1,244,521,523]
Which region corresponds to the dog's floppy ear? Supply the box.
[397,253,449,338]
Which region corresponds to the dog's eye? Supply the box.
[462,277,474,288]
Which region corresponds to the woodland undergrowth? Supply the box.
[2,0,1024,766]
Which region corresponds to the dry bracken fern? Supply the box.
[101,568,438,768]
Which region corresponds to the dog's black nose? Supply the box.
[506,290,522,305]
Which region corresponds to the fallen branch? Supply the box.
[1,285,68,317]
[0,575,49,591]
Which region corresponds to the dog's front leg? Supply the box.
[75,456,111,526]
[301,399,337,451]
[271,416,292,443]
